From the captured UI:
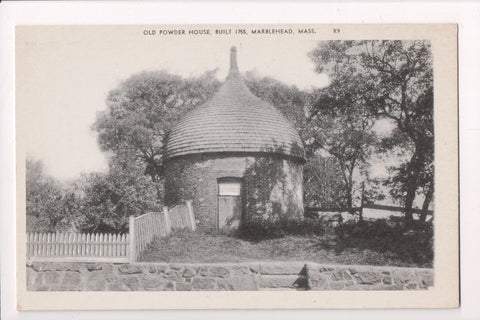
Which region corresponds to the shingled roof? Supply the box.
[164,47,305,162]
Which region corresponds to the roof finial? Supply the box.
[230,46,239,73]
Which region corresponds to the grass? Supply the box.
[138,229,432,268]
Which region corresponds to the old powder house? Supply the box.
[163,47,305,232]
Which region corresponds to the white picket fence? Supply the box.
[26,232,130,263]
[26,200,196,263]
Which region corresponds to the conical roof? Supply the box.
[164,47,305,162]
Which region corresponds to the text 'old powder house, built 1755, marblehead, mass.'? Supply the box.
[163,47,305,232]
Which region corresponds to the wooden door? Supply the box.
[217,178,242,230]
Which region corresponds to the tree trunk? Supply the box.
[347,189,354,214]
[404,152,422,225]
[420,183,434,222]
[346,175,356,215]
[359,182,365,222]
[404,188,415,225]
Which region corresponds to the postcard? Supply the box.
[15,23,458,310]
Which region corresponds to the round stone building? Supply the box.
[163,47,305,232]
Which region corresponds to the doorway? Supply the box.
[217,177,242,230]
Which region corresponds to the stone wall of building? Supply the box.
[164,154,248,232]
[242,156,304,224]
[26,261,433,291]
[163,153,304,232]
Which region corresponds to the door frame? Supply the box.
[216,177,243,230]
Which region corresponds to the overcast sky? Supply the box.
[17,26,330,181]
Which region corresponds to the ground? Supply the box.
[138,230,432,268]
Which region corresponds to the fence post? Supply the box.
[129,215,136,263]
[163,206,172,235]
[186,200,196,231]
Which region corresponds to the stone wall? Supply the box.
[306,263,433,290]
[164,153,304,232]
[26,261,433,291]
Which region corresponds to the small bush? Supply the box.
[237,218,326,241]
[334,219,433,266]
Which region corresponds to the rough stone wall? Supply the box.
[306,263,434,290]
[164,154,304,232]
[26,262,433,291]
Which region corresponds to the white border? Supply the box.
[1,1,478,319]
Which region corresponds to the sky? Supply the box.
[17,26,330,181]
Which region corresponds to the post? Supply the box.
[186,200,196,231]
[163,206,172,235]
[128,215,136,263]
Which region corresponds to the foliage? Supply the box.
[242,154,286,225]
[93,70,220,182]
[244,73,352,208]
[26,155,162,234]
[383,88,434,218]
[303,155,348,207]
[26,159,80,232]
[74,153,162,233]
[334,219,433,266]
[310,41,434,221]
[237,218,327,241]
[307,42,378,210]
[67,70,221,233]
[244,72,309,140]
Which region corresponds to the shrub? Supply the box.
[334,219,433,266]
[237,218,327,241]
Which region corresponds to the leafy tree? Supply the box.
[93,70,220,182]
[244,72,308,140]
[307,111,376,212]
[381,87,434,221]
[310,40,434,223]
[306,43,378,212]
[244,72,352,209]
[26,159,79,232]
[74,152,162,233]
[79,70,221,232]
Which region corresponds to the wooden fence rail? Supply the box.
[362,203,433,216]
[168,200,196,232]
[305,203,433,219]
[131,212,167,261]
[129,200,196,262]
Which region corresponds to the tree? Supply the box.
[26,159,79,232]
[244,72,308,140]
[307,101,377,212]
[26,154,164,234]
[307,42,378,212]
[74,152,162,233]
[381,87,434,221]
[244,74,345,207]
[93,70,220,182]
[82,71,221,232]
[310,40,434,223]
